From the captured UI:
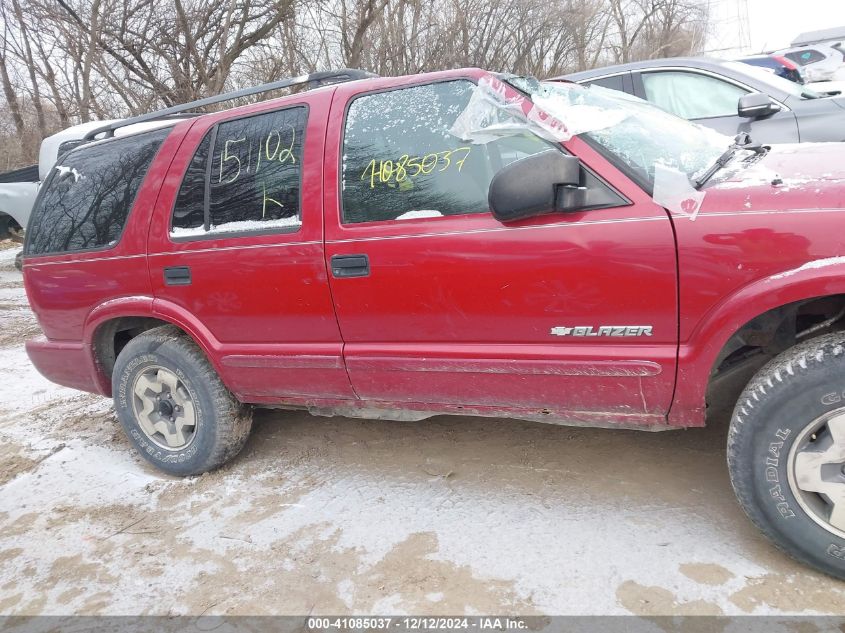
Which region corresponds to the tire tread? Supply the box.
[727,332,845,580]
[113,325,252,475]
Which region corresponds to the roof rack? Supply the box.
[82,68,377,141]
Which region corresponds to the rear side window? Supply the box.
[171,106,306,237]
[27,128,168,255]
[172,135,210,232]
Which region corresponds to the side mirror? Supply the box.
[738,92,781,118]
[488,151,585,223]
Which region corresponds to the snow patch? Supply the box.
[395,210,443,220]
[0,247,21,264]
[0,347,81,420]
[1,439,158,518]
[171,216,301,237]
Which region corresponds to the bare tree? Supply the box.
[0,0,710,170]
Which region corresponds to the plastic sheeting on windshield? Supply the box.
[450,75,627,144]
[653,163,706,220]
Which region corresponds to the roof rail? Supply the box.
[82,68,377,141]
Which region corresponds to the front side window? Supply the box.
[341,81,552,224]
[171,106,306,237]
[641,71,747,119]
[27,127,169,255]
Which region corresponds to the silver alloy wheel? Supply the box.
[131,366,197,450]
[787,408,845,539]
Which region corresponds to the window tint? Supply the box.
[586,75,625,92]
[171,106,306,237]
[785,49,827,66]
[341,81,552,224]
[641,71,747,119]
[27,128,168,255]
[739,57,778,71]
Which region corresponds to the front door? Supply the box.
[323,75,678,423]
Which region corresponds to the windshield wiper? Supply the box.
[694,132,768,189]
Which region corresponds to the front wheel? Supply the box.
[112,325,252,476]
[728,333,845,580]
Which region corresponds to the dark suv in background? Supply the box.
[561,57,845,143]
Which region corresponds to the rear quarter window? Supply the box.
[785,49,827,66]
[26,127,169,256]
[584,75,626,92]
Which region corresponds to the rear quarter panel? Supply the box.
[23,122,189,341]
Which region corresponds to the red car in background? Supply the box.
[738,53,806,84]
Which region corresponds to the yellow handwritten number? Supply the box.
[277,125,297,165]
[359,146,471,188]
[361,159,378,189]
[219,137,246,184]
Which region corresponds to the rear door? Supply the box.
[323,75,678,423]
[147,92,355,403]
[632,69,799,142]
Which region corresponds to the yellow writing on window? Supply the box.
[218,124,297,186]
[361,147,471,189]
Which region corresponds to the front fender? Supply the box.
[670,257,845,426]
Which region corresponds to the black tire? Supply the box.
[0,215,22,242]
[14,250,22,271]
[112,325,252,476]
[728,332,845,580]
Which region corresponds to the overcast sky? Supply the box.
[706,0,845,55]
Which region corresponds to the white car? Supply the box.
[774,44,845,82]
[0,169,38,240]
[0,118,174,242]
[807,79,845,96]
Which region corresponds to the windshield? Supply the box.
[722,61,821,99]
[507,76,730,190]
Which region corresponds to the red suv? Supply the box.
[22,68,845,580]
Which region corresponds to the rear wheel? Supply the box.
[0,215,23,242]
[728,333,845,580]
[112,325,252,476]
[0,215,11,240]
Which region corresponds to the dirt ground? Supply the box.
[1,241,844,616]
